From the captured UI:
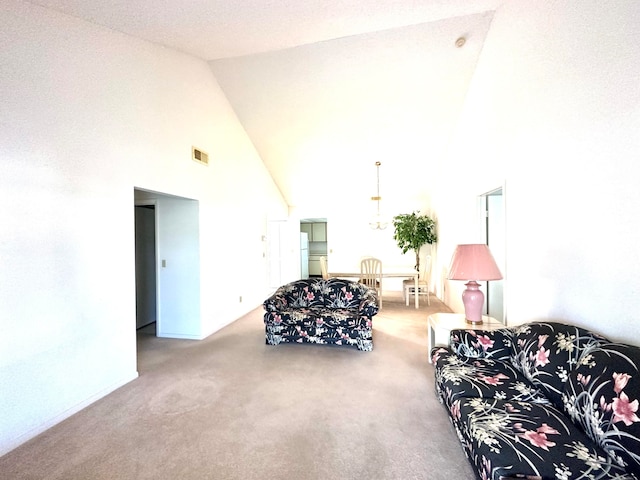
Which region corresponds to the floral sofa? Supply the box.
[263,278,379,351]
[431,321,640,480]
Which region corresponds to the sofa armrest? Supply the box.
[358,284,380,318]
[358,287,380,317]
[430,345,454,365]
[263,290,288,312]
[449,327,513,360]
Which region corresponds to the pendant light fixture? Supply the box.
[369,161,388,230]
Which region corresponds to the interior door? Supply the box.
[134,204,157,330]
[134,189,201,339]
[484,189,505,324]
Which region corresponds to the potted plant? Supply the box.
[392,212,437,273]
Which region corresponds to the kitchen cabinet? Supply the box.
[308,258,322,276]
[312,222,326,242]
[300,223,312,239]
[300,222,326,242]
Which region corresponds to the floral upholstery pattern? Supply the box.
[263,278,379,351]
[432,321,640,479]
[509,323,608,408]
[563,343,640,475]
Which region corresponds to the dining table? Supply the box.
[327,270,420,308]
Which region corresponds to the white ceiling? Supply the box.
[29,0,503,213]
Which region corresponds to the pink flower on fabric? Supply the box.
[536,423,560,435]
[481,456,492,480]
[612,392,640,426]
[450,400,461,420]
[344,291,353,300]
[273,314,282,324]
[613,372,632,394]
[538,334,549,347]
[521,431,555,450]
[477,335,494,351]
[306,291,315,300]
[480,373,509,386]
[519,424,558,450]
[432,347,447,363]
[600,395,612,412]
[534,347,551,367]
[316,318,324,326]
[577,373,591,386]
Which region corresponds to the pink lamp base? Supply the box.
[461,281,485,324]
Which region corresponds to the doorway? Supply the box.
[481,187,505,324]
[135,204,157,334]
[133,188,201,342]
[300,218,328,279]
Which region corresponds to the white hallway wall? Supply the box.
[434,1,640,344]
[0,0,287,454]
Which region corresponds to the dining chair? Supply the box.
[360,257,382,307]
[404,255,431,306]
[320,256,330,280]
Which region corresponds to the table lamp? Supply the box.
[448,244,503,324]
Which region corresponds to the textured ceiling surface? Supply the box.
[28,0,502,213]
[28,0,501,59]
[210,11,495,212]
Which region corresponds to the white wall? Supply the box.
[0,0,287,455]
[4,0,640,457]
[434,1,640,344]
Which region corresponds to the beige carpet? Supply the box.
[0,292,476,480]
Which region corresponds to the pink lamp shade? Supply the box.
[448,244,503,324]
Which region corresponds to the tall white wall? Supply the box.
[434,1,640,344]
[0,0,287,454]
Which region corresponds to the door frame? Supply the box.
[479,185,506,325]
[134,188,201,340]
[134,200,158,332]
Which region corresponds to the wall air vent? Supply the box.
[192,146,209,166]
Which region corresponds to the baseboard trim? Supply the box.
[0,371,139,457]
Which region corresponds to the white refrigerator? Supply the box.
[300,232,309,279]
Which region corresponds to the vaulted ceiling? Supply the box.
[29,0,503,214]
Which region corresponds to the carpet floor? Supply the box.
[0,292,476,479]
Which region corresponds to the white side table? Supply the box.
[427,313,504,363]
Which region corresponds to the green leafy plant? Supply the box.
[392,212,437,272]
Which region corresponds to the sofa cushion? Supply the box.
[455,398,631,480]
[450,327,514,361]
[563,342,640,477]
[267,307,370,330]
[263,278,378,314]
[435,353,551,405]
[510,322,608,409]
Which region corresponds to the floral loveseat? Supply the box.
[263,278,379,351]
[431,321,640,480]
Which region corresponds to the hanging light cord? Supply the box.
[370,161,387,230]
[372,161,382,206]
